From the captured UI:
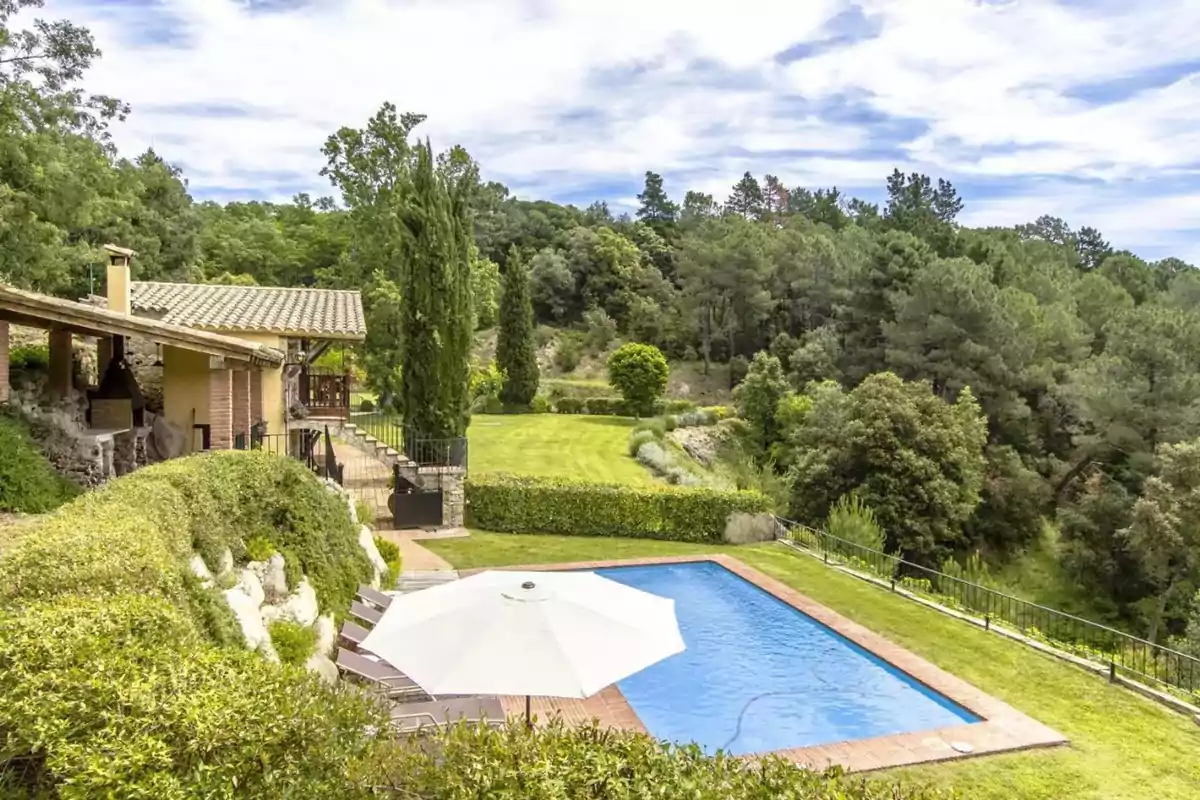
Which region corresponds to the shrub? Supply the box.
[530,394,551,414]
[635,441,672,474]
[608,343,669,417]
[0,451,372,621]
[662,399,696,414]
[0,594,387,797]
[627,429,658,457]
[355,499,375,526]
[582,307,617,352]
[466,473,770,543]
[553,331,585,373]
[729,354,750,387]
[364,719,953,800]
[9,343,50,371]
[554,396,584,414]
[583,396,627,415]
[663,414,679,431]
[0,410,80,513]
[374,535,402,589]
[826,495,886,552]
[358,397,375,412]
[543,378,613,401]
[245,534,277,562]
[632,418,667,439]
[270,619,318,666]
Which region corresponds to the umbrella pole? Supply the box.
[525,695,532,730]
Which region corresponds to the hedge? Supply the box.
[365,719,955,800]
[466,473,770,542]
[0,410,80,514]
[0,451,386,797]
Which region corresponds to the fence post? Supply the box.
[985,614,990,631]
[1109,658,1117,683]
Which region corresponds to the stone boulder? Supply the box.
[249,553,288,601]
[234,568,265,608]
[216,548,235,582]
[313,613,337,657]
[189,555,214,587]
[223,588,269,651]
[306,653,340,685]
[358,525,388,589]
[262,577,319,627]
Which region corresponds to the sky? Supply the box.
[52,0,1200,263]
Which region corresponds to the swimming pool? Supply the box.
[590,560,980,756]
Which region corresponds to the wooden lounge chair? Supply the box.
[336,647,429,701]
[357,584,394,610]
[339,620,371,650]
[389,696,505,735]
[349,600,383,627]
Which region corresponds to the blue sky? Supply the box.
[57,0,1200,262]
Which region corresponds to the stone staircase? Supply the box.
[322,419,424,486]
[396,570,460,594]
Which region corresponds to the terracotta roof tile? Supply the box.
[131,282,365,340]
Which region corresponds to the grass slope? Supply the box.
[468,414,655,486]
[425,532,1200,800]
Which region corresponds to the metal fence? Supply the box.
[775,517,1200,705]
[349,411,468,470]
[234,426,343,484]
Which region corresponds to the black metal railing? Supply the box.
[234,425,343,484]
[775,517,1200,705]
[349,410,468,470]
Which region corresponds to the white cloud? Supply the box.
[47,0,1200,259]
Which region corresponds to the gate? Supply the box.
[389,464,443,528]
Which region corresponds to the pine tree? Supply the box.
[496,246,540,406]
[635,171,678,239]
[725,172,764,219]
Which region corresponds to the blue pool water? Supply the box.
[590,561,978,755]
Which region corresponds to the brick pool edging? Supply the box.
[463,553,1068,773]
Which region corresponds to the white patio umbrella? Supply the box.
[359,570,685,725]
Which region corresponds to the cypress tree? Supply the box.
[496,247,540,407]
[397,139,474,439]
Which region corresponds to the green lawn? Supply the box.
[425,532,1200,800]
[467,414,655,486]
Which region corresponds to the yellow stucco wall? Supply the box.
[231,332,286,435]
[162,346,211,453]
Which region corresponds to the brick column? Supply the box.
[250,369,264,431]
[48,328,73,399]
[0,321,9,404]
[232,369,251,446]
[208,364,233,450]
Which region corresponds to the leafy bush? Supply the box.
[245,534,277,562]
[0,410,80,513]
[635,441,672,474]
[662,398,696,414]
[530,394,551,414]
[633,417,667,439]
[729,354,750,387]
[627,429,658,456]
[466,473,770,542]
[9,343,49,371]
[554,396,584,414]
[827,495,886,552]
[552,331,584,372]
[582,307,617,352]
[270,619,318,666]
[0,451,372,621]
[363,719,954,800]
[355,499,375,526]
[374,535,402,588]
[583,396,627,415]
[608,343,669,417]
[0,594,387,797]
[543,378,613,401]
[358,397,375,412]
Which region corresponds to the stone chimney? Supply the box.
[103,244,136,315]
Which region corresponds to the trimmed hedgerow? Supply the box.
[466,473,770,542]
[0,410,80,514]
[361,718,955,800]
